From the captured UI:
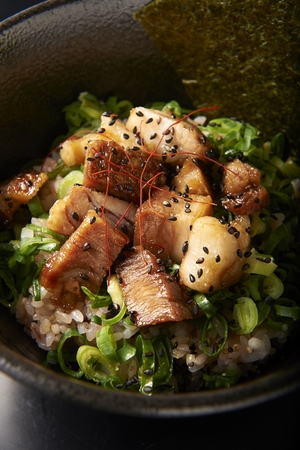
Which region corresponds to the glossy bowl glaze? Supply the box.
[0,0,299,417]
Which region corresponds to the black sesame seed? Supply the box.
[228,226,237,234]
[165,136,173,144]
[189,273,195,283]
[136,110,144,117]
[254,197,260,203]
[236,249,243,258]
[144,369,153,376]
[163,200,171,207]
[215,255,221,262]
[196,257,204,264]
[79,273,89,280]
[244,251,252,258]
[158,347,164,357]
[121,224,128,234]
[98,127,106,133]
[87,157,95,162]
[83,242,91,251]
[146,117,153,124]
[143,386,153,393]
[90,216,96,224]
[72,212,79,221]
[208,285,214,292]
[234,203,242,209]
[242,263,250,271]
[182,241,188,254]
[197,268,203,278]
[193,304,199,316]
[123,133,130,140]
[150,132,157,140]
[246,227,252,234]
[168,216,177,221]
[203,246,209,254]
[170,197,178,203]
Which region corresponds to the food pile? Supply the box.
[0,93,299,394]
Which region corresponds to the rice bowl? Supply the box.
[0,0,299,416]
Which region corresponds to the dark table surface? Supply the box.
[0,2,299,449]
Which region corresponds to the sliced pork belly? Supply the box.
[134,188,213,264]
[40,210,129,311]
[83,136,166,203]
[47,185,137,238]
[0,171,47,227]
[116,248,199,327]
[125,107,214,165]
[221,159,269,214]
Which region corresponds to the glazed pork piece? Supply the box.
[0,171,47,227]
[134,188,212,264]
[221,159,269,214]
[116,247,200,327]
[46,184,137,238]
[83,136,167,203]
[126,106,215,165]
[40,210,129,311]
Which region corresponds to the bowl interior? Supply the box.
[0,0,299,417]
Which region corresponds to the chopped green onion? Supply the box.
[57,328,87,378]
[201,313,228,357]
[81,286,112,308]
[57,170,84,199]
[152,335,173,385]
[136,335,155,395]
[203,365,242,389]
[262,272,284,299]
[193,293,218,318]
[232,297,258,334]
[116,339,136,363]
[76,346,111,382]
[27,195,48,218]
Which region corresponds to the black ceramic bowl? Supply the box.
[0,0,299,417]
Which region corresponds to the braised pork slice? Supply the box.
[47,185,137,238]
[134,188,213,264]
[221,159,269,214]
[0,171,47,227]
[83,137,166,203]
[116,248,199,327]
[40,210,129,311]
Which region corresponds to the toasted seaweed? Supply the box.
[135,0,300,151]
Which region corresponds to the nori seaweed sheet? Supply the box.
[135,0,300,151]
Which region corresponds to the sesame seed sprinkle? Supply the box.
[83,242,91,251]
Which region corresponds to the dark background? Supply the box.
[0,2,299,449]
